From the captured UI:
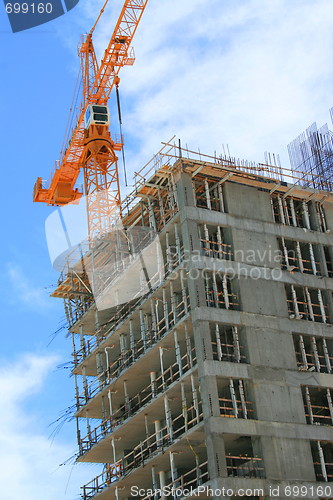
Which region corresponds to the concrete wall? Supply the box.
[175,171,332,490]
[223,182,273,223]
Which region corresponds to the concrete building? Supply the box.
[53,145,333,500]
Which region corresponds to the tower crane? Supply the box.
[33,0,149,240]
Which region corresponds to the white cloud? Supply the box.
[6,264,53,311]
[0,354,99,500]
[76,0,333,180]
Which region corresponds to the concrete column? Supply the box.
[191,374,200,423]
[119,334,127,356]
[96,351,104,377]
[205,427,228,479]
[162,288,169,332]
[74,373,80,409]
[150,371,157,397]
[174,170,196,209]
[180,383,188,432]
[95,309,100,331]
[174,223,181,264]
[184,323,193,367]
[104,346,113,381]
[150,299,157,336]
[139,309,146,350]
[192,320,214,363]
[144,414,149,439]
[180,269,188,314]
[79,325,85,354]
[101,395,107,422]
[82,366,88,401]
[111,437,116,463]
[71,333,78,366]
[170,281,176,325]
[164,395,173,441]
[302,201,311,229]
[123,380,130,413]
[159,347,165,389]
[148,197,157,231]
[169,452,177,485]
[129,320,135,355]
[151,466,158,497]
[173,330,183,377]
[154,420,162,446]
[75,416,81,449]
[85,409,91,440]
[159,470,166,492]
[166,232,172,273]
[108,390,113,417]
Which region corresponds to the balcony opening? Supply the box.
[205,272,240,310]
[193,177,225,212]
[278,237,321,276]
[271,196,319,230]
[286,284,329,323]
[225,436,265,478]
[218,378,254,419]
[210,323,247,363]
[198,223,233,260]
[293,334,333,374]
[312,441,333,482]
[302,386,333,426]
[324,246,333,277]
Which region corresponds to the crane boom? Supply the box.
[33,0,148,239]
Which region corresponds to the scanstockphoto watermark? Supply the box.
[130,485,266,498]
[3,0,80,32]
[130,485,333,498]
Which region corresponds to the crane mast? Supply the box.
[33,0,148,240]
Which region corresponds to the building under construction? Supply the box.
[50,141,333,500]
[30,0,333,497]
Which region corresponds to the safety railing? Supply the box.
[211,336,247,364]
[82,403,204,500]
[304,404,333,426]
[286,285,329,323]
[141,461,209,500]
[287,298,329,323]
[219,397,254,419]
[199,238,233,260]
[296,351,333,373]
[76,294,191,409]
[314,461,333,482]
[206,290,239,310]
[281,251,321,276]
[78,348,197,455]
[72,249,186,367]
[226,455,265,478]
[303,387,333,426]
[294,335,333,374]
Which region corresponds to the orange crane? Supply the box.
[33,0,148,240]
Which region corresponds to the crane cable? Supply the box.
[116,83,128,187]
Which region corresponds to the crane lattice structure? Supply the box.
[33,0,148,240]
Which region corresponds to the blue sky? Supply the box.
[1,0,333,499]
